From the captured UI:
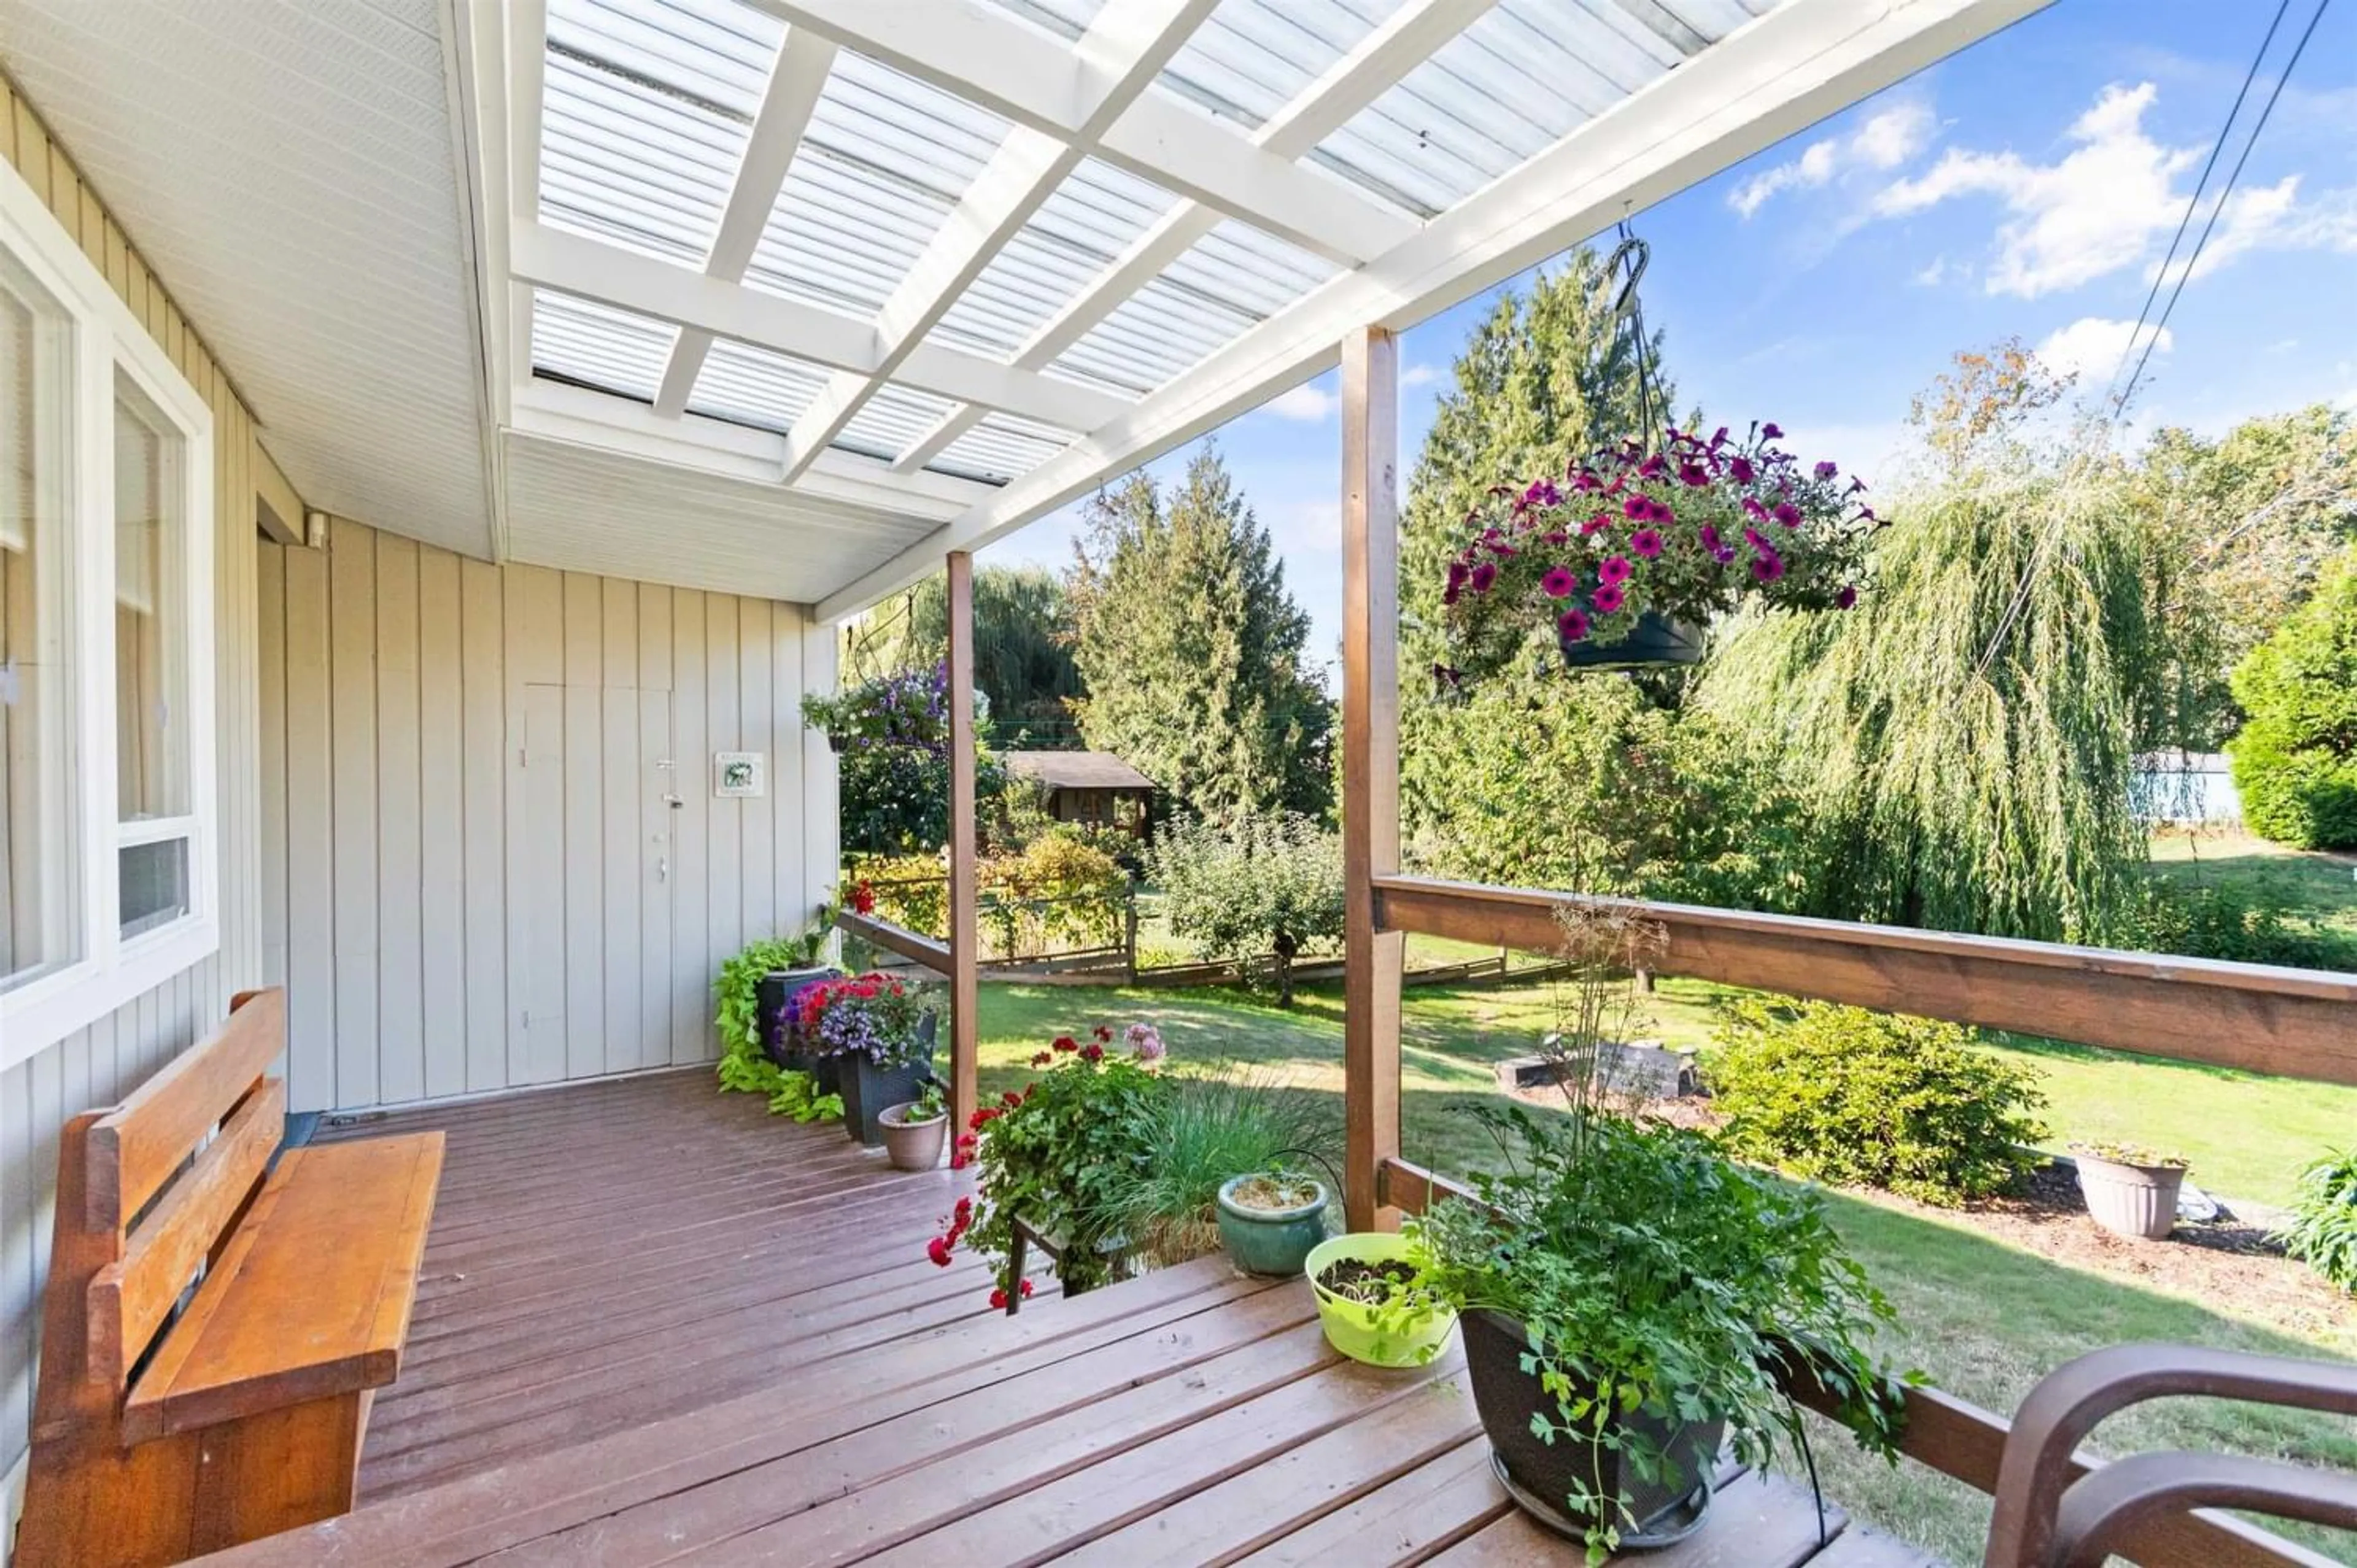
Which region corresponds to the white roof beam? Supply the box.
[893,0,1493,477]
[513,222,1129,432]
[653,29,838,418]
[505,0,548,446]
[745,0,1417,268]
[776,0,1218,482]
[821,0,2054,622]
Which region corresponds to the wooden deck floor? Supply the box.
[210,1070,1927,1566]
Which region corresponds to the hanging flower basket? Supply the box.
[1437,423,1880,684]
[801,666,954,753]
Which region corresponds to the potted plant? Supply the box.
[1434,422,1878,683]
[711,924,832,1070]
[1213,1171,1329,1276]
[796,973,940,1146]
[1304,1231,1456,1368]
[879,1079,950,1172]
[1396,1105,1906,1559]
[2072,1141,2189,1240]
[800,666,954,754]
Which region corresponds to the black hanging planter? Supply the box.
[1559,609,1706,672]
[1460,1310,1722,1547]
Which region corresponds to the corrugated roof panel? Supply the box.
[930,412,1078,484]
[927,158,1178,359]
[743,52,1013,320]
[838,382,959,463]
[686,336,832,431]
[1315,0,1759,214]
[532,288,679,400]
[540,0,781,265]
[1156,0,1399,134]
[1050,217,1335,395]
[981,0,1104,40]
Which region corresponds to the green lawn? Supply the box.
[972,976,2357,1567]
[2145,825,2357,943]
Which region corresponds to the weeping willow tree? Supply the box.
[1697,461,2164,944]
[869,565,1086,746]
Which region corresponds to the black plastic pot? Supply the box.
[1559,609,1706,671]
[759,966,842,1082]
[840,1056,934,1146]
[1460,1309,1722,1547]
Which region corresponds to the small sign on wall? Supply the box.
[714,751,767,798]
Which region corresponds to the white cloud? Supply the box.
[1730,100,1935,218]
[1399,363,1442,390]
[1264,383,1335,422]
[2034,316,2173,384]
[1911,256,1954,286]
[1872,82,2357,298]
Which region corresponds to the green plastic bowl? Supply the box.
[1305,1232,1458,1368]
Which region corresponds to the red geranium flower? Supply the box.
[849,881,877,916]
[1080,1043,1105,1064]
[1031,1051,1053,1067]
[988,1288,1008,1310]
[926,1236,953,1267]
[1051,1035,1078,1053]
[1000,1090,1023,1108]
[1093,1025,1112,1043]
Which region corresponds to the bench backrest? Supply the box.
[75,988,287,1391]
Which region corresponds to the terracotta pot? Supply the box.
[878,1103,948,1172]
[1461,1309,1720,1547]
[2075,1154,2185,1241]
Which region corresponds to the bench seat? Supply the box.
[122,1132,444,1444]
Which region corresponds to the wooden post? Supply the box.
[945,550,980,1146]
[1341,326,1403,1233]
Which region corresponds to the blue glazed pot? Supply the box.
[1215,1173,1331,1276]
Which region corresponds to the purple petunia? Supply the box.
[1630,528,1663,558]
[1678,461,1711,488]
[1836,585,1859,609]
[1582,512,1613,536]
[1541,566,1579,599]
[1557,608,1592,642]
[1743,527,1770,551]
[1772,501,1803,528]
[1751,551,1786,583]
[1469,562,1498,593]
[1761,422,1784,439]
[1598,555,1633,587]
[1814,461,1840,481]
[1623,495,1649,520]
[1728,456,1756,484]
[1591,582,1626,615]
[1523,479,1562,508]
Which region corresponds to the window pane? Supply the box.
[118,836,189,938]
[114,372,187,824]
[1,249,77,991]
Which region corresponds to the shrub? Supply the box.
[1707,997,2048,1205]
[2109,879,2352,971]
[2279,1149,2357,1294]
[1100,1068,1338,1266]
[2228,548,2357,851]
[1148,811,1343,1005]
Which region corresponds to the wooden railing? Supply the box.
[834,909,951,971]
[1376,1157,2339,1568]
[1373,874,2357,1086]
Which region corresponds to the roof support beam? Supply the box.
[652,28,838,418]
[745,0,1417,268]
[513,222,1130,431]
[506,0,548,437]
[778,0,1218,481]
[821,0,2054,621]
[893,0,1497,474]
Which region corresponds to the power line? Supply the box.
[2114,0,2332,415]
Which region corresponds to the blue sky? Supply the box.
[983,0,2357,676]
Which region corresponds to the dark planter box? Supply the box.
[759,966,842,1088]
[1461,1309,1722,1545]
[838,1056,934,1147]
[1558,609,1706,671]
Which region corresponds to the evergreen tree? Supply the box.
[1067,448,1333,823]
[2229,546,2357,851]
[874,565,1085,747]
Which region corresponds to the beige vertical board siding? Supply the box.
[562,573,605,1081]
[376,533,425,1103]
[773,612,805,927]
[706,595,744,976]
[329,525,380,1106]
[740,603,778,944]
[601,582,641,1077]
[0,83,262,1486]
[460,558,507,1092]
[670,589,711,1063]
[638,585,675,1069]
[281,544,336,1110]
[520,681,568,1082]
[419,546,466,1099]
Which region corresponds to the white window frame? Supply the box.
[0,156,217,1070]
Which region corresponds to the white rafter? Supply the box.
[744,0,1418,268]
[505,0,548,439]
[892,0,1500,475]
[776,0,1220,482]
[821,0,2052,621]
[513,222,1130,432]
[651,28,838,419]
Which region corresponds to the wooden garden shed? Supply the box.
[1000,749,1157,835]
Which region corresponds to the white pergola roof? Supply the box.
[458,0,2043,619]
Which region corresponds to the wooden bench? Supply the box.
[15,989,444,1567]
